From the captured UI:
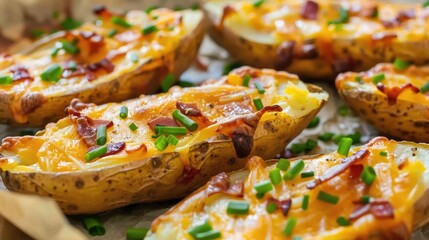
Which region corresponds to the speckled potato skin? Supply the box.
[0,12,206,127]
[0,84,326,214]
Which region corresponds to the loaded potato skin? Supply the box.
[203,0,429,80]
[0,7,206,126]
[0,67,328,214]
[148,137,429,239]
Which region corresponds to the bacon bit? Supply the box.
[307,149,370,189]
[9,64,33,82]
[176,165,200,184]
[87,58,115,73]
[65,98,95,117]
[104,142,126,157]
[74,115,113,147]
[80,31,103,44]
[92,5,113,18]
[195,56,208,72]
[370,200,395,219]
[382,9,415,28]
[62,65,88,79]
[21,92,44,114]
[147,116,179,130]
[114,31,141,43]
[376,83,419,105]
[372,32,397,41]
[267,197,292,216]
[349,204,370,221]
[301,0,319,20]
[125,143,147,153]
[86,118,113,128]
[349,164,364,179]
[218,5,237,29]
[206,172,244,197]
[176,102,202,116]
[1,136,32,150]
[350,3,378,18]
[276,41,295,69]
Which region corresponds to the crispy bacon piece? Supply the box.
[148,116,179,130]
[92,5,113,18]
[267,197,292,216]
[65,99,95,117]
[9,64,33,82]
[372,32,397,41]
[218,5,237,29]
[301,0,319,20]
[114,31,141,43]
[349,164,364,179]
[176,102,202,116]
[376,83,419,105]
[125,143,147,153]
[76,117,97,146]
[87,58,114,73]
[382,9,415,28]
[350,200,394,220]
[350,3,378,18]
[206,172,243,197]
[176,165,200,184]
[104,142,126,157]
[307,149,370,189]
[276,41,295,69]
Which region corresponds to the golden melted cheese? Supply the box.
[148,137,429,239]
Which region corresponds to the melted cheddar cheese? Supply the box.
[148,137,429,240]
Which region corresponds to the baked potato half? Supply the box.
[0,67,328,214]
[202,0,429,80]
[336,63,429,143]
[0,7,206,126]
[148,137,429,239]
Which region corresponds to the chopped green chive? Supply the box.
[145,6,158,13]
[222,62,242,75]
[336,216,350,226]
[127,228,148,240]
[266,202,278,213]
[20,129,35,136]
[277,158,290,171]
[142,24,158,35]
[307,117,320,128]
[302,195,309,210]
[328,7,349,25]
[40,64,63,83]
[305,139,317,152]
[337,137,353,156]
[60,17,82,30]
[318,132,335,142]
[361,166,376,185]
[168,25,175,31]
[61,40,79,54]
[253,98,264,110]
[161,73,174,92]
[188,220,212,238]
[127,52,139,63]
[393,58,411,70]
[283,217,297,237]
[283,160,305,181]
[96,125,107,145]
[347,131,361,144]
[155,125,187,135]
[317,190,339,204]
[379,151,387,157]
[154,135,168,151]
[178,80,194,87]
[420,82,429,93]
[172,109,198,131]
[269,168,282,185]
[338,105,352,116]
[291,143,306,154]
[167,135,179,146]
[361,195,371,204]
[243,74,251,87]
[355,76,363,83]
[30,29,45,38]
[107,29,118,37]
[51,46,60,57]
[0,76,13,85]
[119,106,128,119]
[254,180,273,196]
[129,123,138,131]
[424,0,429,8]
[194,230,222,240]
[334,23,343,32]
[372,73,385,84]
[85,145,108,162]
[253,0,265,8]
[111,16,132,28]
[301,171,314,178]
[254,81,265,94]
[83,217,105,236]
[227,200,250,215]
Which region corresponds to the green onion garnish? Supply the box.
[361,166,376,185]
[361,195,371,204]
[107,29,118,37]
[305,139,317,152]
[307,117,320,128]
[379,151,387,157]
[302,195,309,210]
[0,76,13,85]
[61,40,79,54]
[318,132,335,142]
[155,125,187,135]
[317,190,339,204]
[51,46,60,57]
[336,216,350,226]
[129,123,138,131]
[421,82,429,93]
[283,217,297,237]
[85,145,107,162]
[328,7,349,25]
[154,135,168,151]
[178,80,194,87]
[111,16,132,28]
[254,81,265,94]
[30,29,45,38]
[188,220,212,238]
[301,171,314,178]
[393,58,410,70]
[243,74,251,87]
[126,228,148,240]
[372,73,385,84]
[253,0,265,8]
[167,135,179,146]
[40,64,63,83]
[277,158,290,171]
[269,168,282,185]
[161,73,174,92]
[142,24,158,35]
[338,105,352,116]
[290,143,306,154]
[145,5,158,13]
[20,129,35,136]
[60,17,82,30]
[424,0,429,8]
[337,137,353,156]
[96,125,107,145]
[253,98,264,111]
[127,52,139,63]
[83,217,105,236]
[355,76,363,83]
[254,180,273,196]
[194,230,222,240]
[119,106,128,119]
[266,202,278,213]
[283,160,305,181]
[226,200,250,215]
[172,109,198,131]
[168,25,175,31]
